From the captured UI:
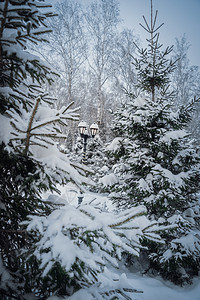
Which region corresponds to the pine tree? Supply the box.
[108,0,200,285]
[0,1,89,298]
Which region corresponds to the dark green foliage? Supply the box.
[132,8,176,102]
[0,143,56,298]
[0,1,60,298]
[34,261,80,298]
[107,2,200,285]
[143,238,200,286]
[133,45,176,97]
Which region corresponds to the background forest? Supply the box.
[39,0,200,146]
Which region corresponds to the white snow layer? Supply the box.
[99,173,119,186]
[47,272,200,300]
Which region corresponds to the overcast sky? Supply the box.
[118,0,200,66]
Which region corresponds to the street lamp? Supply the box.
[78,121,99,164]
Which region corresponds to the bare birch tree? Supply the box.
[42,0,87,107]
[172,35,200,142]
[83,0,120,127]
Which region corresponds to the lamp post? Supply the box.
[77,121,98,205]
[78,121,99,164]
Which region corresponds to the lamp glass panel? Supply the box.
[79,126,86,134]
[90,123,98,136]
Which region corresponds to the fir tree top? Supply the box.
[132,0,176,102]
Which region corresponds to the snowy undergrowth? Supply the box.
[23,189,171,298]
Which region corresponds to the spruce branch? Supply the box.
[184,96,200,112]
[143,233,164,243]
[29,141,49,149]
[61,101,80,114]
[153,10,158,30]
[79,209,95,220]
[109,211,145,228]
[140,20,150,33]
[142,222,159,232]
[10,121,27,134]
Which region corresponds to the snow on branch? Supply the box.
[7,96,79,155]
[24,201,169,289]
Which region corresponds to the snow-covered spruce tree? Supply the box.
[0,1,90,298]
[24,201,165,298]
[108,1,200,285]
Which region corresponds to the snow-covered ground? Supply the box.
[48,273,200,300]
[125,274,200,300]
